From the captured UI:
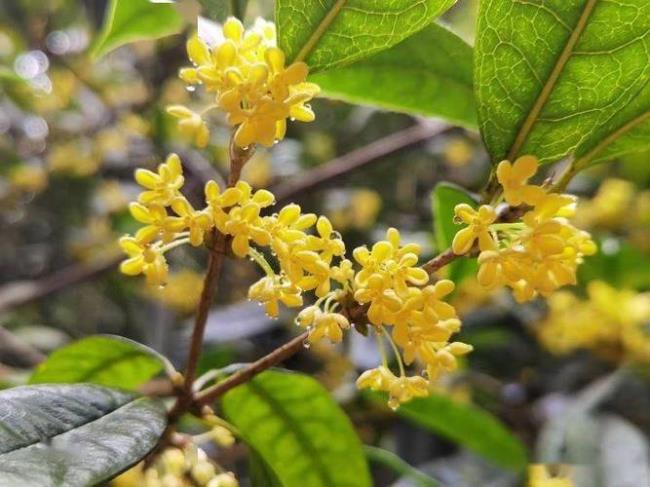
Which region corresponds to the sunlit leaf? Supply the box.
[310,24,476,128]
[91,0,183,59]
[276,0,457,73]
[222,370,372,487]
[29,335,164,390]
[0,384,166,486]
[475,0,650,165]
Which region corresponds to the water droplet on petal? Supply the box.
[186,85,196,93]
[302,339,311,349]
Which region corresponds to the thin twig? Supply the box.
[194,331,309,405]
[420,248,458,275]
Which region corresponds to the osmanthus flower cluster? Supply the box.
[118,152,471,408]
[452,155,597,302]
[538,280,650,363]
[168,17,319,148]
[114,444,238,487]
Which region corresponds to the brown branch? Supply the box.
[273,121,449,204]
[181,142,254,395]
[194,331,309,406]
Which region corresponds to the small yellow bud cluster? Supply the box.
[452,155,597,302]
[141,445,238,487]
[119,157,469,408]
[170,17,319,148]
[351,228,472,408]
[538,280,650,363]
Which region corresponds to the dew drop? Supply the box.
[289,117,296,122]
[302,339,311,349]
[186,85,196,93]
[453,216,463,225]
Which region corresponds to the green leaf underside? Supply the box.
[91,0,183,59]
[222,370,371,487]
[276,0,457,73]
[0,384,166,487]
[310,23,476,128]
[475,0,650,165]
[375,392,528,471]
[29,336,163,390]
[432,182,478,284]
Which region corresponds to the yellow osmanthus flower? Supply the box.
[454,155,596,302]
[174,17,319,148]
[356,366,430,410]
[135,153,185,206]
[119,156,470,408]
[297,305,350,343]
[496,155,545,206]
[538,280,650,363]
[452,204,498,254]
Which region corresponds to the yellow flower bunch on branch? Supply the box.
[118,149,472,408]
[169,17,319,148]
[452,155,597,302]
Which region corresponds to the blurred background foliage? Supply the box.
[0,1,649,486]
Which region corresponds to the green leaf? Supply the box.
[0,384,167,486]
[431,182,478,285]
[364,446,441,487]
[29,335,164,390]
[374,392,528,471]
[249,448,283,487]
[222,370,372,487]
[475,0,650,165]
[276,0,458,73]
[310,23,476,128]
[91,0,184,59]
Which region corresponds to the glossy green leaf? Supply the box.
[91,0,183,59]
[276,0,457,73]
[364,446,441,487]
[310,24,476,128]
[29,335,164,390]
[431,182,478,285]
[222,370,371,487]
[376,392,528,471]
[475,0,650,165]
[0,384,167,486]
